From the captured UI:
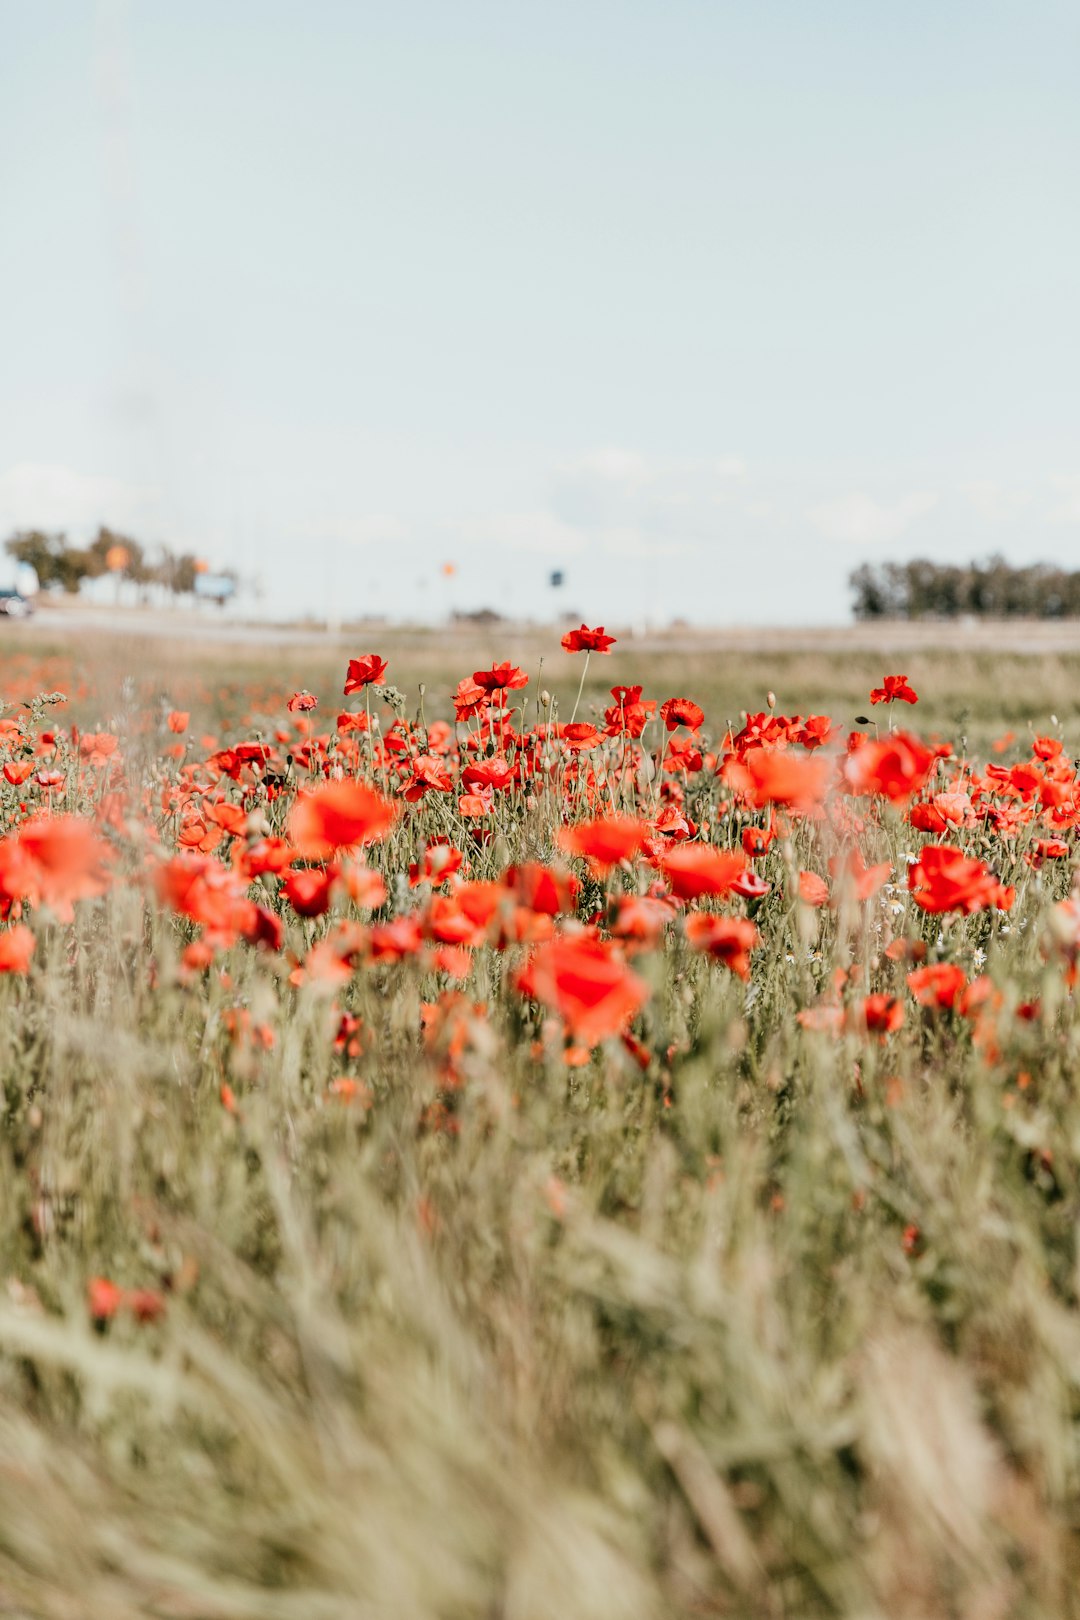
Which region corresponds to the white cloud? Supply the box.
[808,490,938,546]
[0,462,157,536]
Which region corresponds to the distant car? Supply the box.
[0,591,32,618]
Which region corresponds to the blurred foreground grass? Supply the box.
[7,862,1080,1618]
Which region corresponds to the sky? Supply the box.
[1,0,1078,625]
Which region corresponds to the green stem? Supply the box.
[569,653,590,726]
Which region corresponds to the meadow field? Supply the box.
[14,607,1080,750]
[4,614,1080,1617]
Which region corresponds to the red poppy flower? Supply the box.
[684,913,759,979]
[742,822,775,858]
[88,1277,124,1321]
[651,805,695,843]
[288,780,396,859]
[797,870,830,907]
[401,755,455,801]
[1028,838,1070,867]
[409,841,465,887]
[287,691,318,712]
[367,916,425,962]
[337,861,387,910]
[794,715,837,750]
[15,816,113,920]
[343,655,388,693]
[0,923,35,974]
[514,936,648,1045]
[79,732,120,766]
[603,685,656,738]
[561,624,616,654]
[337,710,371,734]
[424,892,487,948]
[851,993,905,1035]
[657,844,746,901]
[504,863,579,916]
[724,748,831,811]
[560,723,601,751]
[663,735,703,773]
[843,732,936,804]
[458,790,493,818]
[472,663,529,694]
[907,962,967,1010]
[284,866,337,917]
[909,801,949,834]
[558,814,651,873]
[154,854,268,950]
[870,674,918,705]
[730,868,771,900]
[908,844,1014,914]
[127,1288,167,1324]
[239,837,294,878]
[610,893,676,949]
[88,1277,165,1324]
[660,698,704,732]
[177,814,222,855]
[452,678,488,719]
[461,756,515,791]
[167,710,189,734]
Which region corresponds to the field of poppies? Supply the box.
[4,620,1080,1616]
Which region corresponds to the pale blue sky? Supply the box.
[2,0,1078,623]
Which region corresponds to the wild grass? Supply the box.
[1,627,1080,1616]
[13,615,1080,750]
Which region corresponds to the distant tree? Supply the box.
[850,562,908,618]
[851,557,1080,620]
[451,607,506,626]
[5,530,218,600]
[5,531,90,593]
[85,526,152,584]
[155,549,201,595]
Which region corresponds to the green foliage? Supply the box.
[851,555,1080,620]
[6,528,92,593]
[4,527,208,596]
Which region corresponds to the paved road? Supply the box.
[3,605,360,646]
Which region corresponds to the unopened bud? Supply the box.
[766,691,776,710]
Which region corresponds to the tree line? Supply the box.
[850,556,1080,620]
[4,528,226,596]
